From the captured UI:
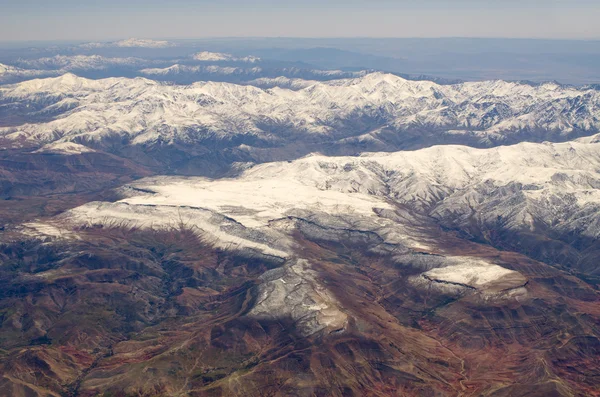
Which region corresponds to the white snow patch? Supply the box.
[34,142,96,155]
[414,256,528,297]
[62,202,289,258]
[192,51,260,63]
[21,222,76,240]
[423,259,516,288]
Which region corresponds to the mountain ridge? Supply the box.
[1,72,599,160]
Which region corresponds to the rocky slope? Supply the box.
[2,139,600,395]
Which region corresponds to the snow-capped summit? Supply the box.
[8,73,108,95]
[192,51,261,63]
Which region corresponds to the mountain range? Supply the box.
[1,72,599,172]
[0,66,599,397]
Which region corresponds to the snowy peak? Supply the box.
[192,51,261,63]
[5,73,102,96]
[248,140,600,206]
[3,73,158,97]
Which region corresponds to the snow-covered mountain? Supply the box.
[139,64,369,84]
[140,64,264,77]
[25,138,600,282]
[1,72,599,155]
[60,140,594,238]
[22,136,600,339]
[192,51,260,63]
[78,38,176,49]
[13,55,151,71]
[4,54,371,85]
[0,63,60,84]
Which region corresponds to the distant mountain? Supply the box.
[0,63,60,84]
[13,55,151,71]
[0,52,373,85]
[140,63,370,84]
[140,64,263,77]
[204,38,600,84]
[78,38,176,49]
[192,51,261,63]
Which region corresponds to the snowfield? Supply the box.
[25,137,600,263]
[33,142,97,155]
[18,137,600,333]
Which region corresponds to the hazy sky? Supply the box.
[1,0,600,41]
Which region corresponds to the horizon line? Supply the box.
[2,36,600,44]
